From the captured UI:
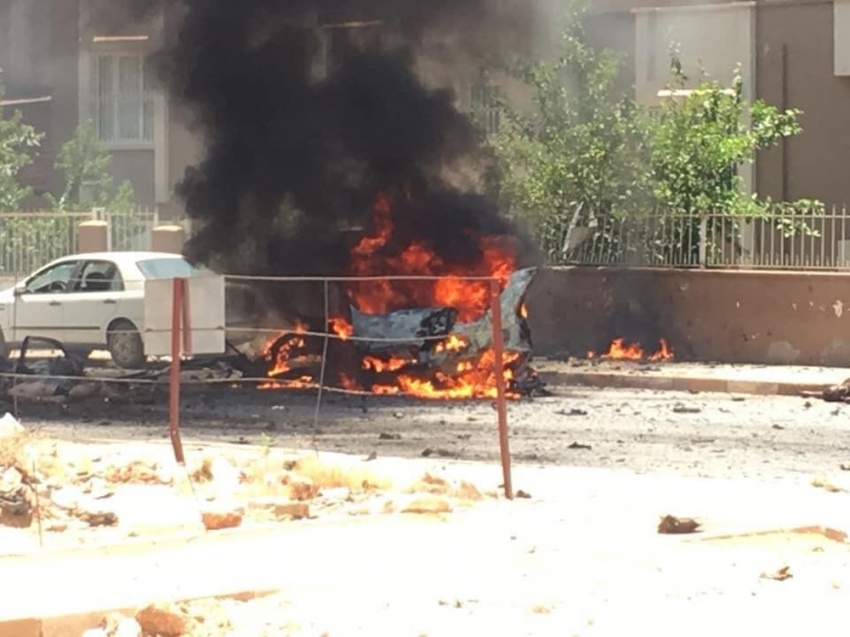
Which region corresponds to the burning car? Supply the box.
[254,192,542,400]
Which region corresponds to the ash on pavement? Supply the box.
[8,383,850,483]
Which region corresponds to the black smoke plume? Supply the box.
[105,0,539,311]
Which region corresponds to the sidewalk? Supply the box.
[1,458,849,636]
[536,359,848,396]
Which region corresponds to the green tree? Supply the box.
[483,3,817,265]
[484,0,649,263]
[0,85,43,211]
[47,120,135,213]
[649,56,802,216]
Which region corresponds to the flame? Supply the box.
[329,317,354,341]
[587,338,674,362]
[259,190,529,400]
[347,191,516,322]
[434,334,469,354]
[520,303,529,319]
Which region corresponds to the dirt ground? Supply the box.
[3,368,850,636]
[1,426,849,637]
[8,380,850,483]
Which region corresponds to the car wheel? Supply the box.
[107,319,146,369]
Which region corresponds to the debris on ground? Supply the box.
[801,380,850,403]
[421,447,454,458]
[567,442,592,450]
[135,603,188,636]
[761,565,793,581]
[657,515,701,535]
[0,426,495,547]
[672,404,702,414]
[555,408,587,417]
[812,476,845,493]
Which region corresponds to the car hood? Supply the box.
[0,287,14,305]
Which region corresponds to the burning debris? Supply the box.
[261,266,541,399]
[587,338,674,363]
[253,187,542,399]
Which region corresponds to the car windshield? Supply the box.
[135,257,207,280]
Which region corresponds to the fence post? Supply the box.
[169,277,187,464]
[78,220,109,253]
[698,213,708,268]
[489,279,513,500]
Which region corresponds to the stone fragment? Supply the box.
[248,498,309,521]
[402,496,453,515]
[201,504,244,530]
[135,603,186,636]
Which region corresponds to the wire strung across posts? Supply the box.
[0,272,516,499]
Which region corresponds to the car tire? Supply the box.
[107,319,146,369]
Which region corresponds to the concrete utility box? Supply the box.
[152,224,187,254]
[143,275,227,357]
[77,220,108,253]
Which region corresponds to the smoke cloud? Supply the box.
[110,0,539,293]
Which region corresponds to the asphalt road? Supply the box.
[9,384,850,483]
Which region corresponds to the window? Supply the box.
[25,261,80,294]
[90,53,154,144]
[136,258,206,280]
[470,83,501,137]
[72,261,124,292]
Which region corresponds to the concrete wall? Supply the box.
[526,267,850,367]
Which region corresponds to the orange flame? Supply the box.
[347,191,517,323]
[587,338,674,362]
[260,190,528,400]
[329,317,354,341]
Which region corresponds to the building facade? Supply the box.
[1,0,848,215]
[587,0,850,208]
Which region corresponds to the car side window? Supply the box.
[24,261,80,294]
[72,261,124,293]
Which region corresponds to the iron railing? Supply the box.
[563,206,850,269]
[0,208,161,278]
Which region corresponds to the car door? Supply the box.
[61,259,125,347]
[12,259,82,344]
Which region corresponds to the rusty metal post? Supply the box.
[169,277,186,464]
[489,278,513,500]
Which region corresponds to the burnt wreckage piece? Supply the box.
[259,268,543,395]
[350,267,543,394]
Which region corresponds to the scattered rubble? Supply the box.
[801,380,850,403]
[135,603,187,636]
[201,504,244,531]
[812,476,845,493]
[657,515,701,535]
[760,566,793,582]
[0,423,494,550]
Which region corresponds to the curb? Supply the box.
[689,525,849,545]
[538,370,829,397]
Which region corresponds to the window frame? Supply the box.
[24,260,83,295]
[87,51,155,149]
[72,259,126,293]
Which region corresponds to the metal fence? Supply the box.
[0,208,160,278]
[563,206,850,269]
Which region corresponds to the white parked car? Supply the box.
[0,251,210,369]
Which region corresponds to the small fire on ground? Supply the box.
[587,338,674,362]
[258,191,538,400]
